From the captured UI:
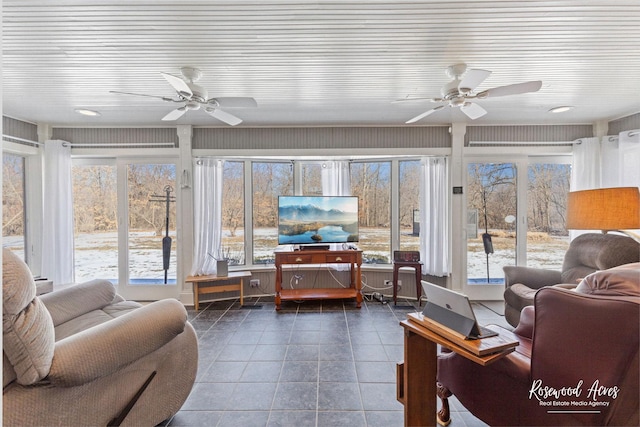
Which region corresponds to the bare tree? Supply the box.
[222,162,244,237]
[399,160,420,228]
[2,154,25,236]
[252,162,293,228]
[127,164,176,235]
[467,163,516,230]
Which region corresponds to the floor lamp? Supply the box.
[566,187,640,242]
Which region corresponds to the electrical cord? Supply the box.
[362,282,394,291]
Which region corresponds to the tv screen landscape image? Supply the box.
[278,196,359,245]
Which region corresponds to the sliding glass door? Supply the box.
[465,161,517,299]
[72,158,178,300]
[126,163,176,277]
[463,156,571,300]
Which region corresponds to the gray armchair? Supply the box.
[2,248,198,426]
[503,233,640,326]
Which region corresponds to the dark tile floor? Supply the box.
[165,295,510,427]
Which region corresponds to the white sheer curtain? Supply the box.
[570,137,601,239]
[321,161,352,267]
[419,157,450,276]
[571,137,601,191]
[616,130,640,187]
[321,161,351,196]
[190,158,225,276]
[576,132,639,189]
[41,140,74,284]
[600,136,621,188]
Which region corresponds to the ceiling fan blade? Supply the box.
[459,69,491,92]
[392,97,435,104]
[162,107,187,121]
[161,72,193,98]
[405,105,446,124]
[205,108,243,126]
[460,102,487,120]
[110,90,178,103]
[210,97,258,108]
[478,80,542,98]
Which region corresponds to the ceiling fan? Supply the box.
[397,64,542,123]
[110,67,257,125]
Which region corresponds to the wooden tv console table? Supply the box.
[274,249,363,310]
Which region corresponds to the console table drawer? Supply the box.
[281,254,314,264]
[325,254,350,263]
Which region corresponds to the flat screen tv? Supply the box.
[278,196,359,245]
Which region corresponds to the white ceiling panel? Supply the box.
[3,1,640,127]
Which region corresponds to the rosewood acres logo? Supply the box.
[529,379,620,412]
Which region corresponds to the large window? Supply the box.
[211,155,570,271]
[350,161,391,263]
[399,160,421,251]
[72,163,118,282]
[222,161,245,265]
[216,158,421,266]
[301,162,323,195]
[2,153,26,260]
[252,162,293,264]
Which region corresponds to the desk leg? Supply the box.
[415,265,422,306]
[404,328,437,427]
[393,265,399,305]
[239,278,244,306]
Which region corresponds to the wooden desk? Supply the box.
[186,271,251,311]
[397,313,518,426]
[274,250,362,310]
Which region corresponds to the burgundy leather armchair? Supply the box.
[503,233,640,327]
[437,263,640,426]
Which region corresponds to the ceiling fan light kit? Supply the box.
[399,63,542,124]
[75,108,101,117]
[548,105,574,113]
[111,67,257,126]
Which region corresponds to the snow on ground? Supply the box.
[3,229,568,284]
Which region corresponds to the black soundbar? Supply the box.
[300,245,330,251]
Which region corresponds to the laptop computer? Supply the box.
[420,281,498,340]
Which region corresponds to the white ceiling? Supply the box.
[3,1,640,128]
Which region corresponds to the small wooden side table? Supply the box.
[392,261,422,305]
[186,271,251,311]
[397,313,518,426]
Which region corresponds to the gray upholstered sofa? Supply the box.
[503,232,640,327]
[2,248,198,426]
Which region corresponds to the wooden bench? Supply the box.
[185,271,251,311]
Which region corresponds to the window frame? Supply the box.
[228,156,416,269]
[2,141,40,270]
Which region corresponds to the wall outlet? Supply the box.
[250,279,260,288]
[384,279,401,288]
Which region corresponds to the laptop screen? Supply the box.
[420,281,497,339]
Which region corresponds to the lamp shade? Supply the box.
[566,187,640,231]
